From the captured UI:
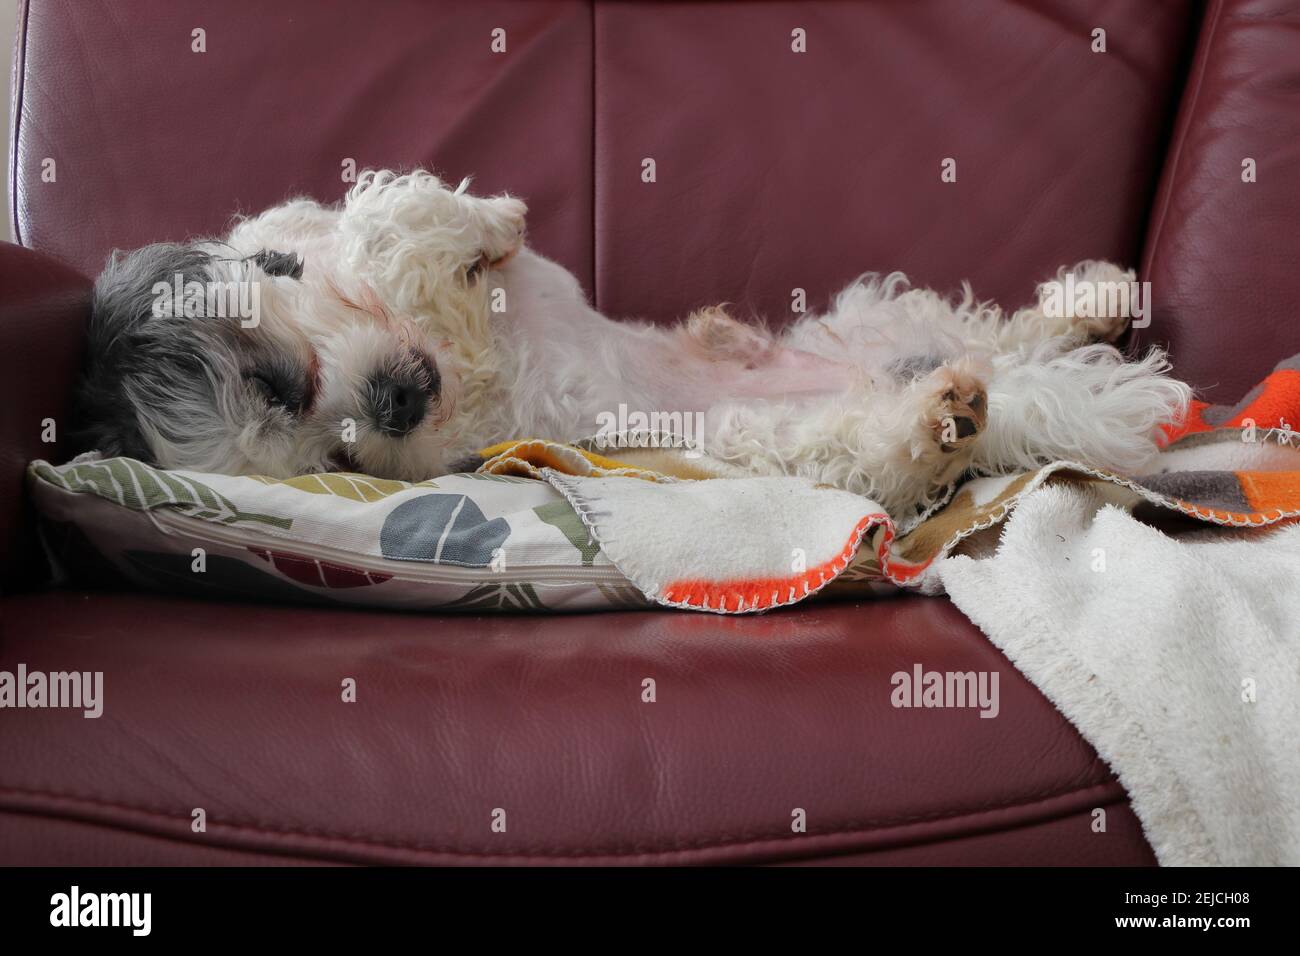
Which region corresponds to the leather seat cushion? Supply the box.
[0,591,1155,864]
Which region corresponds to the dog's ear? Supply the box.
[459,190,526,286]
[249,248,304,279]
[465,247,519,283]
[71,242,217,462]
[463,193,526,282]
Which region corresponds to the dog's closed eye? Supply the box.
[245,367,308,415]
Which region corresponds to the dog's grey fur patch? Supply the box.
[72,242,220,461]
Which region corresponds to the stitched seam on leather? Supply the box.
[0,778,1122,858]
[8,0,30,244]
[1140,0,1224,276]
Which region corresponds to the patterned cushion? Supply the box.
[28,456,649,612]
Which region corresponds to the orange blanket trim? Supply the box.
[1163,369,1300,444]
[661,513,891,612]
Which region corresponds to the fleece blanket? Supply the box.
[478,354,1300,612]
[475,439,899,612]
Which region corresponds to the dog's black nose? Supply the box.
[368,366,437,436]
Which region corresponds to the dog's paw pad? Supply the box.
[926,367,987,453]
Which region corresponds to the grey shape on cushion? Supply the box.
[380,494,511,566]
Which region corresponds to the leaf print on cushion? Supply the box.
[452,472,538,484]
[32,458,292,529]
[534,500,600,566]
[596,582,654,609]
[249,548,394,588]
[437,581,547,611]
[244,472,437,501]
[380,494,511,566]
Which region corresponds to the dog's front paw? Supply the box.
[923,362,987,455]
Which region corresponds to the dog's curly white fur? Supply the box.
[75,170,1192,517]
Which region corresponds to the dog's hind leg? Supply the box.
[704,357,988,516]
[990,261,1136,354]
[971,344,1191,476]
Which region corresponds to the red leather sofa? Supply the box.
[3,0,1297,865]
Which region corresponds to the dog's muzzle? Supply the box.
[366,357,439,436]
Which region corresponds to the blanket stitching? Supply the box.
[896,456,1300,591]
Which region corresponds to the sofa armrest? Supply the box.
[0,241,91,589]
[1135,0,1300,401]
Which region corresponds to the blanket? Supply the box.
[937,484,1300,865]
[475,361,1300,865]
[478,354,1300,612]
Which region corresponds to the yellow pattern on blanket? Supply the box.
[478,439,722,482]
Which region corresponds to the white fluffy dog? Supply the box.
[75,170,1191,517]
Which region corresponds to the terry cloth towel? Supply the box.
[937,483,1300,866]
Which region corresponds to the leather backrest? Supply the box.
[11,0,594,291]
[13,0,1199,324]
[593,0,1198,322]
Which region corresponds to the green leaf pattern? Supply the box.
[245,472,439,501]
[534,501,601,566]
[32,458,291,529]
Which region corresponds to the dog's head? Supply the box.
[74,171,526,479]
[74,239,486,479]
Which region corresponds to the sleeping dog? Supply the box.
[73,170,1190,517]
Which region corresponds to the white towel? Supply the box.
[938,483,1300,866]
